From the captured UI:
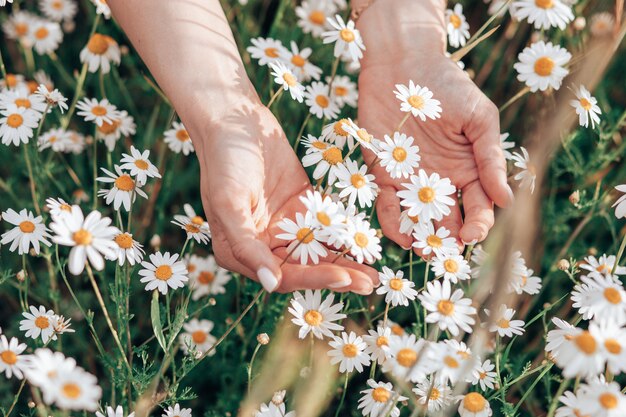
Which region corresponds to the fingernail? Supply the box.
[328,278,352,289]
[462,239,478,246]
[257,267,279,293]
[506,186,515,205]
[353,282,374,296]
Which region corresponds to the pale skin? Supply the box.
[108,0,512,293]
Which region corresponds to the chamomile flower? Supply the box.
[256,402,295,417]
[590,12,615,37]
[96,406,135,417]
[514,41,571,92]
[512,0,574,30]
[458,392,492,417]
[19,305,56,343]
[509,267,543,295]
[299,190,347,246]
[179,319,216,358]
[139,252,188,295]
[29,19,63,55]
[613,185,626,219]
[187,254,231,299]
[80,33,120,74]
[304,81,339,119]
[34,84,68,113]
[436,339,477,383]
[545,318,604,378]
[358,380,406,417]
[328,331,370,373]
[511,146,536,193]
[412,222,457,258]
[327,75,358,108]
[0,85,46,116]
[399,210,423,234]
[382,333,436,382]
[39,0,78,22]
[446,4,470,48]
[164,121,195,155]
[341,119,380,152]
[555,390,583,417]
[419,278,476,336]
[470,359,497,391]
[276,212,327,264]
[571,272,626,324]
[0,105,39,146]
[45,197,73,219]
[363,326,392,364]
[377,132,421,179]
[594,320,626,374]
[397,170,456,222]
[0,335,28,379]
[334,159,378,208]
[3,12,36,44]
[394,81,442,121]
[581,254,626,276]
[413,378,453,412]
[97,165,148,212]
[485,305,526,337]
[90,0,111,19]
[321,119,352,149]
[345,217,381,264]
[106,232,144,266]
[322,15,365,63]
[577,380,626,417]
[282,41,322,82]
[76,97,119,127]
[50,205,119,275]
[301,142,344,185]
[295,0,335,37]
[570,85,601,128]
[96,109,136,151]
[288,289,346,339]
[119,146,161,186]
[247,37,287,66]
[269,61,305,102]
[1,208,51,255]
[48,366,101,411]
[432,252,471,283]
[376,266,417,307]
[38,128,71,152]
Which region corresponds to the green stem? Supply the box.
[334,373,350,417]
[0,46,7,79]
[511,364,554,415]
[247,343,262,394]
[23,138,41,216]
[546,378,570,417]
[267,88,283,108]
[293,113,312,151]
[5,379,27,417]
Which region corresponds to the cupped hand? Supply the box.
[188,100,378,294]
[358,53,513,251]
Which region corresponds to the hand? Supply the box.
[187,99,378,294]
[358,45,513,250]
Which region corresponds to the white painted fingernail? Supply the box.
[257,267,279,293]
[328,278,352,289]
[462,239,478,245]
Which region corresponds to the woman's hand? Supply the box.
[189,99,379,294]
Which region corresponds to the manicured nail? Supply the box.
[328,278,352,289]
[257,267,279,293]
[506,185,515,205]
[462,239,478,246]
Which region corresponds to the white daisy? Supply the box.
[301,142,344,185]
[119,146,161,186]
[580,254,626,276]
[419,278,476,336]
[179,319,216,358]
[470,359,497,391]
[299,189,348,246]
[458,392,492,417]
[555,390,583,417]
[76,97,119,127]
[269,61,305,102]
[397,170,456,222]
[512,0,574,30]
[345,217,381,264]
[38,128,72,152]
[295,0,335,38]
[96,165,148,212]
[320,118,352,149]
[0,105,39,146]
[256,402,295,417]
[511,146,536,193]
[0,335,28,379]
[577,380,626,417]
[613,185,626,219]
[571,272,626,324]
[412,222,457,258]
[288,290,346,339]
[509,266,543,295]
[435,339,477,384]
[96,109,136,151]
[334,158,378,208]
[393,81,442,121]
[276,211,328,265]
[38,0,78,22]
[2,12,36,44]
[363,326,391,365]
[29,19,63,55]
[19,305,56,343]
[376,266,417,307]
[590,12,615,37]
[139,251,188,295]
[341,119,380,152]
[446,4,471,48]
[34,84,68,113]
[377,132,420,179]
[80,33,120,74]
[45,197,73,219]
[514,41,571,92]
[304,81,340,119]
[164,121,195,155]
[163,404,192,417]
[327,75,358,108]
[106,232,144,266]
[432,252,471,283]
[570,85,601,129]
[485,305,526,337]
[413,377,453,412]
[1,208,52,255]
[281,41,322,82]
[545,317,604,378]
[246,37,287,66]
[399,210,423,235]
[322,15,365,63]
[327,331,370,373]
[187,254,231,299]
[0,84,46,116]
[90,0,111,19]
[382,333,437,382]
[22,349,75,404]
[96,406,135,417]
[594,319,626,374]
[358,379,407,417]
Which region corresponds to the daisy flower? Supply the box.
[511,146,536,193]
[509,266,543,295]
[382,333,437,382]
[119,146,161,186]
[80,33,120,74]
[545,318,604,378]
[345,217,381,264]
[96,406,135,417]
[90,0,111,19]
[412,222,457,258]
[341,119,380,152]
[163,405,192,417]
[470,359,497,391]
[269,61,305,103]
[321,118,352,148]
[514,41,571,92]
[288,290,346,339]
[500,133,515,159]
[322,15,365,63]
[295,0,335,37]
[38,0,78,22]
[139,252,188,295]
[106,232,144,266]
[595,320,626,374]
[276,212,327,264]
[34,84,68,113]
[45,197,73,219]
[327,75,358,108]
[38,128,72,152]
[304,81,340,119]
[29,19,63,55]
[76,97,119,127]
[399,210,423,235]
[96,109,136,151]
[327,331,370,373]
[363,326,391,365]
[419,278,476,336]
[1,208,51,255]
[164,121,195,155]
[97,165,148,212]
[49,366,102,411]
[436,339,477,383]
[19,305,56,343]
[171,204,211,244]
[179,319,217,358]
[512,0,574,30]
[256,402,295,417]
[358,379,407,417]
[376,266,418,307]
[580,254,626,276]
[413,378,453,412]
[571,272,626,324]
[281,41,322,82]
[50,205,119,275]
[397,169,456,222]
[432,252,471,283]
[0,335,28,379]
[301,142,344,185]
[613,185,626,219]
[0,84,47,116]
[334,159,378,208]
[446,4,470,48]
[458,392,492,417]
[590,12,615,37]
[247,37,287,66]
[485,305,526,337]
[577,380,626,417]
[570,85,601,128]
[2,11,36,44]
[556,391,583,417]
[377,132,420,179]
[299,189,347,246]
[394,81,442,121]
[187,254,231,299]
[0,105,39,146]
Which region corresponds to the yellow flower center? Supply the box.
[339,28,355,42]
[304,309,322,326]
[322,147,342,164]
[191,330,207,344]
[198,271,215,284]
[430,387,440,400]
[87,34,110,55]
[391,325,404,335]
[52,1,63,10]
[535,0,554,9]
[444,259,458,273]
[333,87,347,98]
[309,10,326,25]
[599,393,618,410]
[604,339,621,354]
[185,224,200,234]
[342,343,358,358]
[176,129,190,142]
[73,229,93,246]
[188,263,197,273]
[35,316,50,329]
[334,119,349,136]
[19,220,35,233]
[114,233,133,249]
[316,211,331,226]
[372,387,391,403]
[497,318,510,328]
[134,159,149,170]
[444,355,459,368]
[14,98,31,108]
[389,278,404,291]
[574,331,597,354]
[426,234,442,248]
[296,227,314,243]
[7,114,24,128]
[437,300,454,316]
[115,174,135,192]
[283,73,297,87]
[376,336,389,347]
[315,95,329,108]
[392,147,407,162]
[356,128,372,143]
[98,120,119,135]
[291,55,306,67]
[0,350,17,365]
[579,98,592,110]
[35,27,49,40]
[409,214,420,223]
[596,264,609,273]
[15,24,28,37]
[407,95,425,110]
[450,14,462,28]
[418,186,435,203]
[463,392,486,413]
[61,383,81,399]
[350,174,366,188]
[191,216,204,225]
[155,265,173,281]
[264,47,279,58]
[91,105,107,116]
[396,348,417,367]
[534,56,555,77]
[354,232,369,248]
[604,287,622,304]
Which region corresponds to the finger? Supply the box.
[434,193,464,251]
[459,180,495,244]
[464,96,514,208]
[377,185,412,250]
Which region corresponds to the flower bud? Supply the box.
[257,333,270,345]
[569,190,580,206]
[557,259,570,271]
[16,269,26,282]
[150,234,161,250]
[271,390,286,405]
[573,17,586,31]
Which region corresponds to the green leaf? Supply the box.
[151,290,167,352]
